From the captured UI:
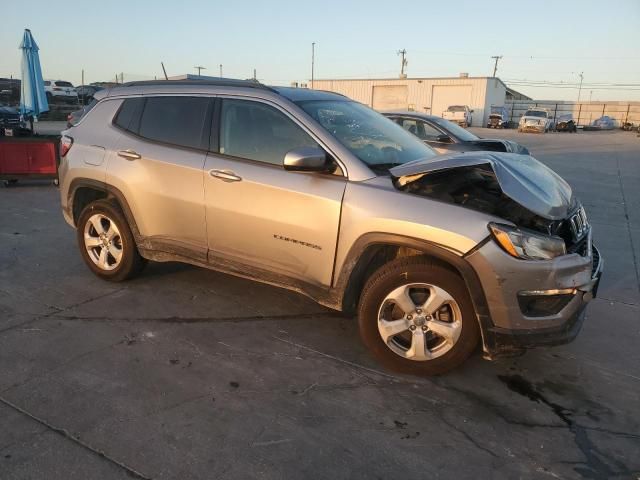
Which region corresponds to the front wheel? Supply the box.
[77,200,146,282]
[358,257,480,375]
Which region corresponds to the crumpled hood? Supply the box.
[390,151,575,220]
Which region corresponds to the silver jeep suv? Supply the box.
[58,79,602,375]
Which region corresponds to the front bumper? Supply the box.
[466,239,603,357]
[520,123,545,132]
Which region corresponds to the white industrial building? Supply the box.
[310,75,509,127]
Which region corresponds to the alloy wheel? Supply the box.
[377,282,462,361]
[83,213,123,271]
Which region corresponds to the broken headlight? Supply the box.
[489,223,566,260]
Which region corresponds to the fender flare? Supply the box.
[334,232,493,333]
[67,178,143,242]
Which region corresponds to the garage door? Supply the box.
[431,85,473,118]
[372,85,408,110]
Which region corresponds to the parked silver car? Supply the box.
[58,80,602,375]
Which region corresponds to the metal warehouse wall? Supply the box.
[311,77,504,127]
[505,100,640,127]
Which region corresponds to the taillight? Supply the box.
[60,135,73,157]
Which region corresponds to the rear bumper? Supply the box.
[466,239,603,358]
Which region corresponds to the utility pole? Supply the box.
[219,64,223,77]
[577,72,584,103]
[397,49,407,78]
[491,55,502,77]
[194,65,206,77]
[253,68,257,81]
[311,42,316,89]
[161,62,168,80]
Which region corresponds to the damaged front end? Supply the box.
[390,152,576,238]
[390,151,602,357]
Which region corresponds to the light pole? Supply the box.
[194,65,206,77]
[311,42,315,89]
[219,64,223,77]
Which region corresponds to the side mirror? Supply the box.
[284,146,333,173]
[436,134,453,144]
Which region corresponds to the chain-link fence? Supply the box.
[505,100,640,128]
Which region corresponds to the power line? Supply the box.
[503,78,640,87]
[506,83,640,91]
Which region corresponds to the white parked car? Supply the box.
[518,108,555,133]
[44,80,78,104]
[442,105,473,127]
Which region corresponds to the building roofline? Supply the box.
[312,76,508,87]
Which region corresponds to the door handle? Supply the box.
[117,149,141,161]
[209,169,242,182]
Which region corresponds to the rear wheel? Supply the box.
[358,257,480,375]
[77,200,145,282]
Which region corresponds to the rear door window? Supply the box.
[138,96,210,150]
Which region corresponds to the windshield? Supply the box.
[524,110,547,118]
[447,105,465,112]
[428,116,478,142]
[297,100,436,172]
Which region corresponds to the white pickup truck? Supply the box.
[442,105,473,127]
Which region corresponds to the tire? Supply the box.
[358,257,480,375]
[76,199,146,282]
[46,92,53,103]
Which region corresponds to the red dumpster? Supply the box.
[0,136,59,184]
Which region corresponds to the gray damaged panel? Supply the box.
[390,151,574,220]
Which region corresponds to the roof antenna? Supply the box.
[161,62,168,80]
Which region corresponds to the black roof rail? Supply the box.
[119,78,278,93]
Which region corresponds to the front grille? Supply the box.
[1,118,19,126]
[554,205,591,256]
[568,206,589,242]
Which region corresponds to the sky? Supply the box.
[2,0,639,101]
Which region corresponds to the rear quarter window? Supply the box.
[113,98,145,132]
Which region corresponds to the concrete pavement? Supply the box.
[1,129,639,479]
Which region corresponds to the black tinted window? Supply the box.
[139,96,209,150]
[114,98,144,131]
[220,99,317,165]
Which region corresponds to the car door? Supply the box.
[203,97,346,287]
[106,95,211,261]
